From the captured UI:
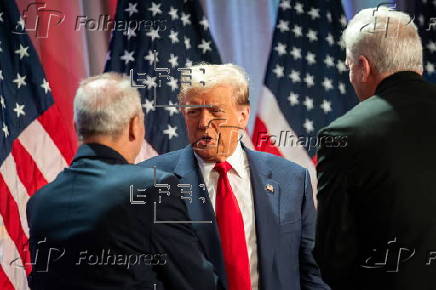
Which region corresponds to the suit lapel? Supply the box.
[245,147,280,289]
[174,146,227,289]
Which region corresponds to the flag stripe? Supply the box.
[18,120,68,183]
[11,140,48,197]
[0,266,15,290]
[0,153,30,237]
[0,174,31,275]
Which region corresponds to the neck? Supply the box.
[82,136,133,163]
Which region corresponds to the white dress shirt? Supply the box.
[194,143,259,290]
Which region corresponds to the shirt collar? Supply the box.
[194,142,248,178]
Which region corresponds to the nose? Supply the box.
[198,109,212,129]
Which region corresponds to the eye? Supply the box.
[186,109,200,117]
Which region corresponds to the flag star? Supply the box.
[324,55,335,67]
[292,25,303,37]
[168,53,178,68]
[326,12,332,22]
[169,30,179,43]
[336,60,347,73]
[41,78,51,93]
[0,95,5,108]
[148,2,162,16]
[288,70,301,82]
[164,101,179,117]
[0,12,3,22]
[426,62,435,74]
[338,82,346,94]
[306,52,316,65]
[13,103,26,118]
[325,33,334,46]
[163,124,178,139]
[322,77,334,91]
[120,50,135,65]
[290,47,302,60]
[338,39,346,50]
[427,41,436,53]
[13,73,26,88]
[125,2,138,16]
[17,17,25,30]
[274,42,287,56]
[288,92,299,105]
[199,17,209,31]
[167,77,178,91]
[304,73,315,88]
[144,50,158,65]
[306,29,318,42]
[303,96,314,110]
[418,14,425,27]
[0,70,3,80]
[0,41,3,53]
[184,37,191,49]
[2,122,9,138]
[279,0,291,10]
[294,2,304,14]
[340,15,348,27]
[146,28,160,41]
[198,39,212,54]
[186,58,193,67]
[303,119,314,133]
[277,20,290,33]
[321,100,332,113]
[124,27,137,40]
[308,8,320,20]
[144,76,157,89]
[14,44,30,59]
[168,6,179,20]
[142,98,155,114]
[272,64,285,78]
[181,12,192,26]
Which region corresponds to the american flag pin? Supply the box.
[265,184,274,192]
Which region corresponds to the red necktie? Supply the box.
[214,161,252,290]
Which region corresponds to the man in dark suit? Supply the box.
[140,64,328,290]
[314,7,436,290]
[26,73,217,290]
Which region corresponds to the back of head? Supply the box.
[342,6,423,75]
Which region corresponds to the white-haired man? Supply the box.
[140,64,329,290]
[26,73,218,290]
[314,7,436,290]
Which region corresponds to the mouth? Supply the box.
[195,135,214,147]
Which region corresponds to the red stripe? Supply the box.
[252,117,284,157]
[11,140,48,196]
[0,175,31,275]
[37,105,75,165]
[0,266,15,290]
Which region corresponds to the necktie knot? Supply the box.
[214,161,232,175]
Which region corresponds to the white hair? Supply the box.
[342,7,423,74]
[178,63,250,105]
[74,72,143,140]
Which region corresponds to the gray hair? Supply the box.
[178,63,250,106]
[74,72,143,140]
[342,7,423,74]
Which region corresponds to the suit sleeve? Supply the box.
[299,169,331,290]
[150,174,219,290]
[313,129,359,290]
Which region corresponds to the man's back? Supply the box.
[315,72,436,290]
[27,144,216,290]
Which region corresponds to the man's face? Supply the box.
[183,85,249,162]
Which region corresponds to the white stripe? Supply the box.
[0,215,30,290]
[134,140,158,164]
[18,120,68,183]
[257,86,318,205]
[0,155,29,237]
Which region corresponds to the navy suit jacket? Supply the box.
[140,144,328,290]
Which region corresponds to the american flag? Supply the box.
[105,0,221,157]
[414,0,436,82]
[0,1,74,289]
[252,0,358,190]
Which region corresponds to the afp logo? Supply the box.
[13,2,65,38]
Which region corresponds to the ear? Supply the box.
[128,115,141,141]
[358,55,371,82]
[237,105,250,129]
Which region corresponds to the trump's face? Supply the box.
[182,85,250,162]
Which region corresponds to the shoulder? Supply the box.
[139,148,185,171]
[246,149,307,176]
